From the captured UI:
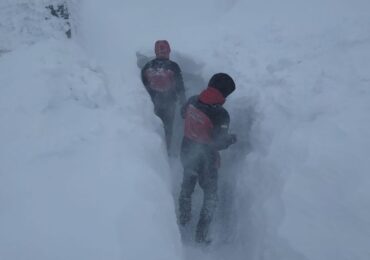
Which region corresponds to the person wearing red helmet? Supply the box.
[178,73,237,244]
[141,40,186,153]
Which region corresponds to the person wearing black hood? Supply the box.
[141,40,186,153]
[178,73,237,244]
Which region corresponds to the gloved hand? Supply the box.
[214,134,237,150]
[228,134,237,145]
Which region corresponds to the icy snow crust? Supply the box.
[1,0,370,260]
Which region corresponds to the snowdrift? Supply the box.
[1,1,370,260]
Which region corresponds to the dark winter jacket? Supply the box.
[181,87,235,152]
[141,58,185,108]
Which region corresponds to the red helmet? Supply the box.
[155,40,171,59]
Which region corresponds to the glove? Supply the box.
[228,134,237,145]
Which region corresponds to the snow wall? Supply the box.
[1,0,370,260]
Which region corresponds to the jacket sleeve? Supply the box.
[141,61,157,100]
[180,96,196,119]
[141,61,151,87]
[211,109,235,151]
[172,62,186,105]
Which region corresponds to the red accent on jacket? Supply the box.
[199,87,225,105]
[184,104,214,143]
[145,68,175,92]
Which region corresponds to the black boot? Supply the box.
[178,173,197,226]
[195,213,212,244]
[178,197,192,226]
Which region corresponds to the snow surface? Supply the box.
[1,0,370,260]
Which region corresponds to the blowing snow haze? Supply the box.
[1,1,370,260]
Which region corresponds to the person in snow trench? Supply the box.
[141,40,186,153]
[178,73,237,244]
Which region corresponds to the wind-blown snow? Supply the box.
[1,0,370,260]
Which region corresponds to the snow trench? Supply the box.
[1,1,370,260]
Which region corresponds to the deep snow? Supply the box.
[1,1,370,260]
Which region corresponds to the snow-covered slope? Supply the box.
[1,1,370,260]
[0,2,182,260]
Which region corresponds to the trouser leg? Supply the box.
[178,170,197,226]
[195,164,218,243]
[154,103,175,153]
[163,112,174,153]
